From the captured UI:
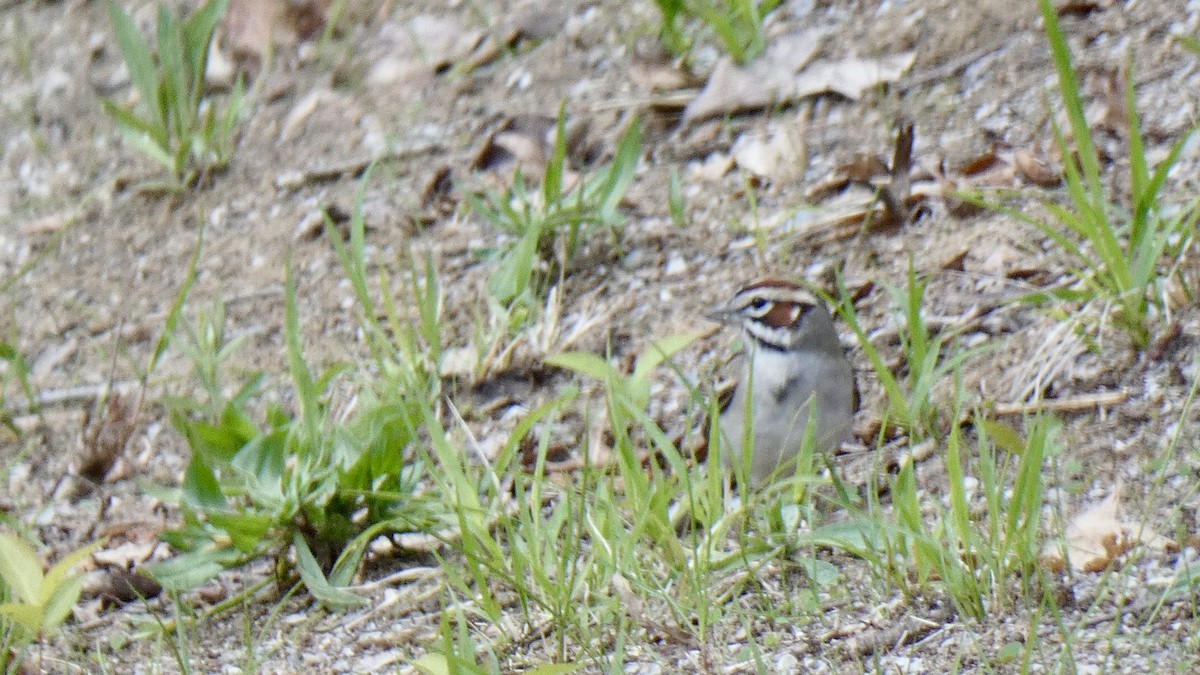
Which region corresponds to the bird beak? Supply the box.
[705,302,737,325]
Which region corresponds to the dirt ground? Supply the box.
[2,0,1200,672]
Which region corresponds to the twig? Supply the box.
[9,380,141,413]
[990,389,1128,417]
[274,140,445,190]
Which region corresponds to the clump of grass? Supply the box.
[148,169,450,606]
[465,106,641,308]
[980,0,1200,350]
[102,0,244,189]
[652,0,783,65]
[805,404,1057,621]
[831,263,982,442]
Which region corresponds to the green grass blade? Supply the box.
[105,0,164,130]
[156,5,188,139]
[1041,0,1104,208]
[183,0,227,107]
[292,533,367,608]
[284,252,319,438]
[543,102,568,208]
[596,117,642,224]
[147,219,204,374]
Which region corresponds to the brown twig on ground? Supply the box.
[989,389,1128,417]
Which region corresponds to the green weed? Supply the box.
[976,0,1200,350]
[465,107,641,307]
[102,0,244,189]
[652,0,782,65]
[805,411,1057,621]
[832,263,981,441]
[146,169,452,607]
[0,532,98,667]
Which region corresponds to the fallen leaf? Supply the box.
[793,52,916,101]
[731,127,805,181]
[805,154,888,201]
[78,393,138,487]
[91,540,162,569]
[1056,0,1114,17]
[222,0,329,74]
[683,28,826,121]
[958,150,1002,176]
[1042,483,1176,573]
[470,114,559,180]
[1013,147,1061,187]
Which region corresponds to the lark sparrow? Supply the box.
[708,279,856,485]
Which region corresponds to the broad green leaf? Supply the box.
[795,557,839,588]
[207,511,275,555]
[145,547,240,591]
[292,533,366,608]
[105,0,163,130]
[181,451,227,513]
[800,520,884,554]
[0,602,42,636]
[543,352,615,382]
[40,542,100,607]
[40,572,86,631]
[186,418,252,463]
[0,532,42,604]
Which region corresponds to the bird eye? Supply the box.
[747,298,770,313]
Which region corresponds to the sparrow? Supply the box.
[708,279,856,485]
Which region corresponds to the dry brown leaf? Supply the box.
[683,28,826,121]
[1056,0,1115,16]
[805,154,889,201]
[471,115,557,176]
[222,0,329,73]
[793,52,916,101]
[731,127,805,181]
[804,123,925,231]
[1042,484,1177,573]
[78,393,137,486]
[1013,148,1061,187]
[958,150,1002,177]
